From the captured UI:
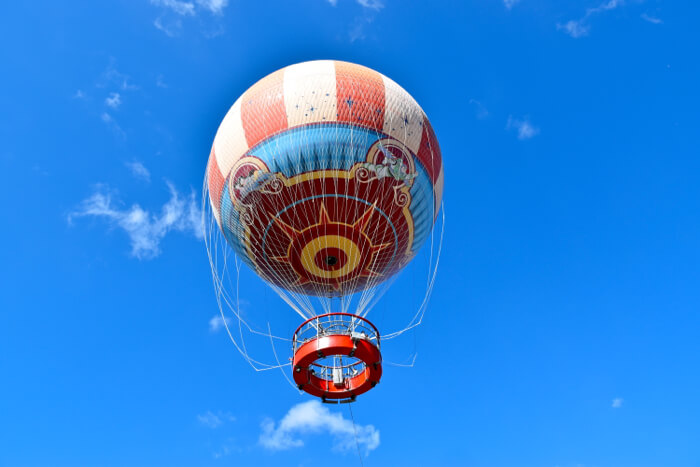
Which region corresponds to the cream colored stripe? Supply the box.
[283,60,338,127]
[214,98,249,179]
[381,74,424,154]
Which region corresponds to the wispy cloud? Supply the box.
[209,314,232,332]
[585,1,623,17]
[196,0,228,15]
[503,0,520,10]
[558,20,590,38]
[77,60,138,138]
[260,401,380,454]
[151,0,196,16]
[125,161,151,182]
[507,115,539,140]
[356,0,384,10]
[101,112,125,138]
[557,0,624,38]
[69,182,203,259]
[153,17,182,37]
[349,16,374,42]
[340,0,384,42]
[156,75,168,88]
[612,398,624,408]
[198,410,235,428]
[99,59,139,91]
[105,92,122,109]
[151,0,229,36]
[641,13,662,24]
[469,99,489,119]
[213,438,239,458]
[326,0,383,7]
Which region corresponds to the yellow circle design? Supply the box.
[300,235,362,279]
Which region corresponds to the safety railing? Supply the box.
[292,313,381,353]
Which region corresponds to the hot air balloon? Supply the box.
[205,60,443,402]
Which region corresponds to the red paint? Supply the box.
[416,116,442,183]
[240,69,288,148]
[207,148,225,215]
[293,332,382,400]
[335,62,385,132]
[236,172,411,296]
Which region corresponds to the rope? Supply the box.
[202,76,445,376]
[348,403,365,467]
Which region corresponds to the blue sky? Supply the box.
[2,0,699,466]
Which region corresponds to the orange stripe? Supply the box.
[240,68,287,148]
[416,117,442,183]
[335,62,385,131]
[207,147,225,214]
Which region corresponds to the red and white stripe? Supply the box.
[207,60,443,224]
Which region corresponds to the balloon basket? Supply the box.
[292,313,382,403]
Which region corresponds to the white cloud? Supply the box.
[589,0,623,14]
[213,438,239,458]
[152,0,229,16]
[259,401,380,454]
[356,0,384,10]
[69,182,203,259]
[507,116,539,140]
[198,410,235,428]
[641,13,662,24]
[612,398,623,408]
[349,16,375,42]
[154,17,182,36]
[101,112,126,138]
[196,0,228,15]
[326,0,383,7]
[151,0,196,16]
[333,0,384,42]
[151,0,227,36]
[469,99,489,119]
[73,90,86,99]
[99,60,138,91]
[503,0,520,10]
[105,92,122,109]
[557,20,590,38]
[156,75,168,88]
[209,314,232,332]
[557,0,624,38]
[125,161,151,182]
[87,61,136,136]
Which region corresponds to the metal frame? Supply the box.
[292,313,382,402]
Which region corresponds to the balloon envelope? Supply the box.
[207,60,443,297]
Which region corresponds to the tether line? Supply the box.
[348,403,364,467]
